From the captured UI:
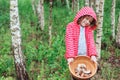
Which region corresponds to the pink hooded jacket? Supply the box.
[65,7,97,59]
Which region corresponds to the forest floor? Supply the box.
[91,46,120,80]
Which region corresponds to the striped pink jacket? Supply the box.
[65,7,97,59]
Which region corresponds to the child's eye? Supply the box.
[89,18,93,23]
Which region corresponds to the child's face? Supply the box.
[80,16,93,27]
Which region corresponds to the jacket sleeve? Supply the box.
[65,23,75,59]
[88,29,97,57]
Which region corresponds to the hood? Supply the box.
[74,7,97,29]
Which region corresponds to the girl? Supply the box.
[65,7,98,80]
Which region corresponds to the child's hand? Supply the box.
[91,56,100,72]
[67,58,74,64]
[91,56,97,63]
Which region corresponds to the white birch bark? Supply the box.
[40,0,44,30]
[95,0,105,59]
[111,0,116,39]
[90,0,95,8]
[116,12,120,47]
[31,0,36,15]
[95,0,100,15]
[49,0,52,46]
[66,0,70,10]
[76,0,79,12]
[72,0,79,13]
[74,0,79,13]
[85,0,89,6]
[37,0,44,30]
[10,0,29,79]
[72,0,75,12]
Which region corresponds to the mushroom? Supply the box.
[83,73,90,77]
[78,64,86,68]
[80,72,84,77]
[83,69,91,74]
[74,63,91,77]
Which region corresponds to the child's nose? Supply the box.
[86,20,90,25]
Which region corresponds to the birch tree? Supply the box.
[10,0,29,80]
[72,0,75,12]
[49,0,53,46]
[76,0,79,12]
[95,0,100,16]
[111,0,116,39]
[116,13,120,47]
[37,0,44,30]
[95,0,105,59]
[85,0,89,6]
[31,0,37,15]
[89,0,95,8]
[31,0,44,30]
[72,0,79,14]
[66,0,70,10]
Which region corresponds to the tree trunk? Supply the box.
[31,0,37,15]
[72,0,79,14]
[10,0,29,80]
[116,12,120,47]
[111,0,116,40]
[85,0,89,6]
[95,0,100,16]
[76,0,79,12]
[66,0,70,10]
[49,0,53,46]
[72,0,75,12]
[40,0,44,30]
[95,0,105,59]
[90,0,95,8]
[37,0,44,30]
